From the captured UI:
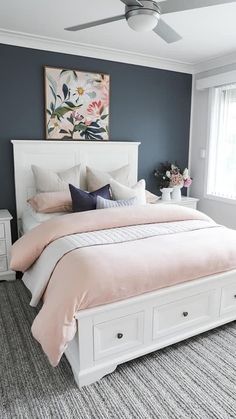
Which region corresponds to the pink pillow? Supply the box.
[28,191,72,213]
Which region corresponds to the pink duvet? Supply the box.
[10,205,236,366]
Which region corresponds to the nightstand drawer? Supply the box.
[0,256,7,272]
[0,210,15,281]
[0,223,5,239]
[0,240,6,256]
[178,202,197,210]
[156,198,199,210]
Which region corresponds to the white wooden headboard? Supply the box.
[11,140,140,221]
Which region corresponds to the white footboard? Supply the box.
[65,269,236,388]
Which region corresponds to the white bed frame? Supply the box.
[12,140,236,388]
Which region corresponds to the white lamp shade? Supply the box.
[127,12,159,32]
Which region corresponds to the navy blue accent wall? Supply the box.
[0,43,192,240]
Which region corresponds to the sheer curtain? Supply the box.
[208,84,236,200]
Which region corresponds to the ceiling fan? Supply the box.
[65,0,236,44]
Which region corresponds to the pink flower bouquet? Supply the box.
[154,163,192,190]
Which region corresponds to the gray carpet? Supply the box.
[1,281,236,419]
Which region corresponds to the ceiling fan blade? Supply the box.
[153,19,182,43]
[120,0,144,6]
[158,0,236,14]
[65,14,125,31]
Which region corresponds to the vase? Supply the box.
[172,185,182,201]
[160,188,173,201]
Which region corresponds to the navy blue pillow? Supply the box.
[69,183,111,212]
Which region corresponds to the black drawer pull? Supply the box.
[183,311,189,317]
[234,295,236,298]
[117,333,123,339]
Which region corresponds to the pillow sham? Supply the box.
[69,184,111,212]
[28,190,72,213]
[96,196,138,209]
[32,164,81,193]
[110,179,146,205]
[86,165,130,192]
[145,190,160,204]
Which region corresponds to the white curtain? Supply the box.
[210,84,236,199]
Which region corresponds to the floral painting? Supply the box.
[44,66,110,140]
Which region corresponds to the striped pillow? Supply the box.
[96,196,138,209]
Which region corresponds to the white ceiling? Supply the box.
[1,0,236,72]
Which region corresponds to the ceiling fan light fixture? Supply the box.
[126,9,160,32]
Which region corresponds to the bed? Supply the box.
[11,140,236,388]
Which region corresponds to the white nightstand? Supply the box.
[0,210,15,281]
[156,197,199,210]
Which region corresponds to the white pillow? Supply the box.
[86,165,130,192]
[32,164,81,193]
[110,179,146,205]
[145,190,160,204]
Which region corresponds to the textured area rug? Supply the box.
[1,280,236,419]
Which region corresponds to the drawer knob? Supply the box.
[117,333,123,339]
[183,311,189,317]
[234,295,236,299]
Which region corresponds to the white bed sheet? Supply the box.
[21,206,68,234]
[21,208,40,233]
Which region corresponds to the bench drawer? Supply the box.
[94,312,144,360]
[153,290,217,339]
[220,282,236,316]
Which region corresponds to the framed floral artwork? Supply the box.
[44,66,110,140]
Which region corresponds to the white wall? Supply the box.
[190,63,236,229]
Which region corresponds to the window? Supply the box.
[207,84,236,201]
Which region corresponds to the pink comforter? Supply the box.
[10,205,236,366]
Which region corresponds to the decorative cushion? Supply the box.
[28,191,72,213]
[110,179,146,205]
[69,184,111,212]
[32,164,81,193]
[86,165,130,192]
[96,196,138,209]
